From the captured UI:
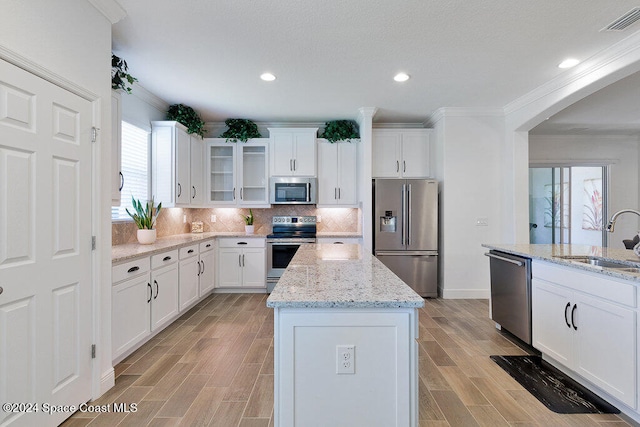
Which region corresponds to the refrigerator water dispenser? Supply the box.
[380,212,397,232]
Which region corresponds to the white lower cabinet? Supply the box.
[532,261,636,408]
[179,244,200,311]
[151,256,179,331]
[217,238,266,289]
[199,240,216,296]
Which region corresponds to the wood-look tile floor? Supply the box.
[62,294,636,427]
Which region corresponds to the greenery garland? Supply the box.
[320,120,360,143]
[166,104,206,138]
[111,54,137,94]
[220,118,262,143]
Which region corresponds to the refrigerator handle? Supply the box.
[407,184,411,246]
[401,183,406,246]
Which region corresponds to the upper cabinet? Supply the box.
[269,128,317,176]
[317,138,358,207]
[151,121,204,207]
[372,129,431,178]
[111,90,122,205]
[205,138,269,207]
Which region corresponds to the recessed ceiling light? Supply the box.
[558,58,580,69]
[260,72,276,81]
[393,72,410,82]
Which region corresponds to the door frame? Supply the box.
[0,46,107,399]
[529,161,610,246]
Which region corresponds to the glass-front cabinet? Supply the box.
[206,139,269,206]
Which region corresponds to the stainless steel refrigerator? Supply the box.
[373,179,438,297]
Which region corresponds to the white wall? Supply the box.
[530,135,640,249]
[121,83,169,130]
[0,0,117,398]
[432,111,504,299]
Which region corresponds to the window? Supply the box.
[112,121,150,220]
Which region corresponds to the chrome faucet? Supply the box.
[605,209,640,232]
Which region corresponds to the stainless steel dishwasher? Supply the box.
[485,250,532,345]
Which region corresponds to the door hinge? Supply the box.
[91,344,96,359]
[91,236,96,250]
[91,127,98,143]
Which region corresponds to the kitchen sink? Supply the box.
[555,255,640,272]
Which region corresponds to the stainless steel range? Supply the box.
[266,215,316,291]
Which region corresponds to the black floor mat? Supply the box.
[490,355,619,414]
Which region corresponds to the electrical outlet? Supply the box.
[317,215,322,223]
[476,217,488,226]
[336,345,355,374]
[211,214,216,223]
[183,214,187,224]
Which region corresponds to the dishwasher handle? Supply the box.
[484,252,524,267]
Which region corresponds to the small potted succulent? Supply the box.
[126,196,162,244]
[242,208,255,235]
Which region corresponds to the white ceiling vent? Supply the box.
[602,8,640,31]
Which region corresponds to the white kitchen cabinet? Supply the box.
[111,90,123,205]
[150,250,180,331]
[152,121,204,207]
[532,261,636,407]
[269,128,317,176]
[179,244,200,311]
[199,240,216,296]
[205,139,269,207]
[317,138,358,206]
[372,129,431,178]
[217,238,266,289]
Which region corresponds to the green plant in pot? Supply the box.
[220,118,261,143]
[242,208,255,234]
[126,196,162,244]
[166,104,206,138]
[320,120,360,143]
[111,54,137,94]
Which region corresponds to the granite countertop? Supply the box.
[266,243,425,309]
[316,232,362,238]
[112,232,268,264]
[482,243,640,282]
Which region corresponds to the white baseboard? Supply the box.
[439,288,490,299]
[213,288,268,294]
[99,368,115,398]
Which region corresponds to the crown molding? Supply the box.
[371,122,427,129]
[87,0,126,24]
[130,82,169,113]
[504,30,640,119]
[427,107,504,125]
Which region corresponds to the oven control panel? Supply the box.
[272,216,317,224]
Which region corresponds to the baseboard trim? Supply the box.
[99,368,115,398]
[440,288,490,299]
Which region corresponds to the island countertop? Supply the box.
[266,243,425,309]
[482,243,640,282]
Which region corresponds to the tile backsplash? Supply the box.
[112,206,361,246]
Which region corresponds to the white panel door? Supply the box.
[0,59,93,426]
[401,132,430,178]
[337,143,357,205]
[190,136,203,205]
[242,248,265,288]
[175,127,190,206]
[531,279,573,366]
[270,133,295,175]
[199,249,215,296]
[317,141,338,205]
[372,132,401,178]
[179,257,200,311]
[217,249,242,287]
[112,274,151,359]
[151,264,179,331]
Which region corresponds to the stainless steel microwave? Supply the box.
[270,177,317,204]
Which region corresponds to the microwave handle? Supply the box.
[307,182,311,202]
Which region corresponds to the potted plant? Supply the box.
[242,208,255,234]
[126,196,162,244]
[220,118,261,143]
[320,120,359,143]
[111,54,137,94]
[166,104,206,138]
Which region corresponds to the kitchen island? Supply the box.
[483,243,640,423]
[266,243,424,427]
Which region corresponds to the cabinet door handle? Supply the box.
[177,183,182,197]
[564,302,571,328]
[338,188,341,199]
[403,160,406,173]
[335,188,337,200]
[571,304,578,330]
[242,254,245,267]
[293,159,296,171]
[119,172,124,191]
[163,256,172,261]
[233,187,236,200]
[192,186,196,199]
[238,254,242,267]
[153,280,159,299]
[396,160,399,172]
[147,283,152,303]
[127,266,139,273]
[240,187,243,200]
[201,260,205,275]
[290,159,293,171]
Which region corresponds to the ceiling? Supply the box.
[112,1,640,125]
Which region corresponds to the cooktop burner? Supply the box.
[268,215,317,240]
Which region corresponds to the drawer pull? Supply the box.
[187,249,194,254]
[237,242,248,245]
[163,256,172,261]
[127,266,140,273]
[205,243,212,248]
